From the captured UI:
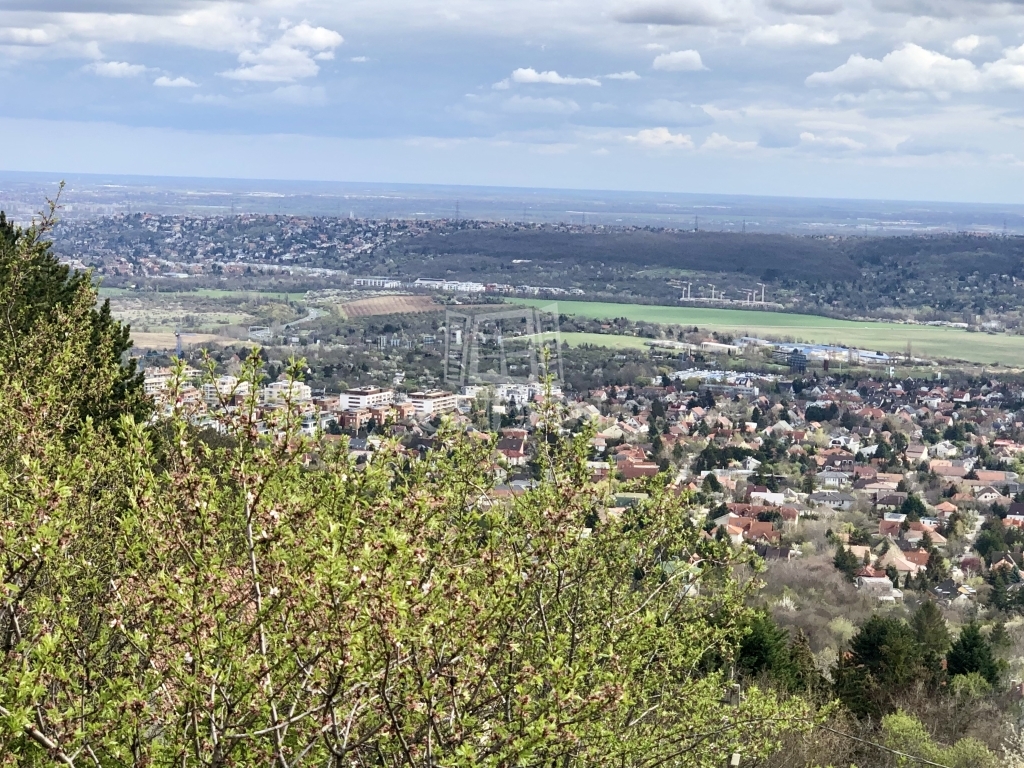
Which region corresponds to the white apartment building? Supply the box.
[144,366,203,397]
[144,368,173,397]
[202,375,251,405]
[262,380,313,405]
[408,390,458,416]
[353,277,402,288]
[340,387,395,411]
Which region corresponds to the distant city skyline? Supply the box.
[2,0,1024,203]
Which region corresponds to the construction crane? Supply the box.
[174,329,198,358]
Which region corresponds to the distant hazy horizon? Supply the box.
[3,170,1024,235]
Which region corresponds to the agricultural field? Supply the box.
[340,295,440,318]
[131,332,235,351]
[512,299,1024,367]
[549,332,654,351]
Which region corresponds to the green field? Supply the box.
[512,299,1024,367]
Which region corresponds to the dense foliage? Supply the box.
[0,214,812,766]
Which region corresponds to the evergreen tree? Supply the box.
[900,494,926,521]
[911,601,951,670]
[789,629,823,696]
[833,544,860,580]
[737,612,797,690]
[924,551,949,585]
[989,621,1011,652]
[836,615,926,717]
[947,622,1000,686]
[0,199,147,428]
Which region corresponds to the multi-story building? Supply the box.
[262,380,313,405]
[339,387,395,411]
[408,390,458,416]
[353,277,402,288]
[202,375,251,405]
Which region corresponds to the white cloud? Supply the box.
[644,43,667,51]
[502,95,580,114]
[952,35,982,55]
[701,132,757,150]
[806,44,982,93]
[56,8,263,54]
[744,24,839,46]
[626,126,695,147]
[222,44,321,82]
[807,43,1024,94]
[605,71,641,80]
[799,131,866,150]
[652,50,705,71]
[154,75,197,87]
[278,23,343,51]
[220,22,344,83]
[511,68,601,86]
[0,27,59,45]
[350,56,369,62]
[87,60,146,77]
[983,44,1024,88]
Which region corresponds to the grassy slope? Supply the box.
[511,299,1024,366]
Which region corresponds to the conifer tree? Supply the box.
[947,622,1000,686]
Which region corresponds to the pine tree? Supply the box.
[737,612,797,690]
[912,601,951,657]
[0,199,147,428]
[833,544,860,579]
[947,621,1000,686]
[789,629,823,696]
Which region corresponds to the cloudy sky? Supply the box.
[2,0,1024,202]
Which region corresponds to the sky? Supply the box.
[1,0,1024,202]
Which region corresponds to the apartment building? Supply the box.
[340,387,395,411]
[408,390,458,416]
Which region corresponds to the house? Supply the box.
[930,441,959,459]
[754,543,797,562]
[815,470,852,488]
[878,520,903,538]
[876,493,909,511]
[990,552,1024,571]
[496,430,528,466]
[905,444,928,464]
[809,491,855,511]
[856,574,903,603]
[878,547,924,577]
[976,486,1010,506]
[931,579,975,605]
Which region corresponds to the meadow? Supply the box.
[513,299,1024,367]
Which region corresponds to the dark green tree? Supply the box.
[737,612,797,690]
[900,494,926,522]
[946,622,999,686]
[911,601,950,669]
[833,544,860,580]
[0,198,148,428]
[835,615,926,717]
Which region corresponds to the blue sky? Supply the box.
[2,0,1024,202]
